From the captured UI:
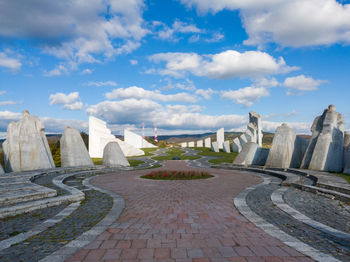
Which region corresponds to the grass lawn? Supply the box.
[128,148,157,158]
[336,173,350,184]
[151,147,201,161]
[92,158,144,167]
[195,147,238,165]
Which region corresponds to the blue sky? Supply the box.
[1,0,350,137]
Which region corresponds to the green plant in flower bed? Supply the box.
[140,170,213,180]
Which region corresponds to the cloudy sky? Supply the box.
[1,0,350,137]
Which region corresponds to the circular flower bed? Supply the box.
[140,170,213,180]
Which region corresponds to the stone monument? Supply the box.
[60,127,94,167]
[223,141,231,153]
[124,129,157,149]
[103,142,130,167]
[211,142,219,152]
[216,128,224,149]
[188,141,195,147]
[204,137,211,148]
[197,140,203,147]
[301,105,344,172]
[181,142,187,147]
[3,110,55,172]
[342,132,350,174]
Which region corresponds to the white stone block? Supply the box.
[204,137,211,148]
[115,138,145,157]
[188,141,195,147]
[211,142,219,152]
[181,142,187,148]
[61,127,94,167]
[249,111,263,147]
[239,134,248,147]
[103,142,130,167]
[223,141,230,153]
[3,111,55,172]
[233,142,259,166]
[197,140,203,147]
[232,138,242,153]
[124,129,157,149]
[216,128,224,149]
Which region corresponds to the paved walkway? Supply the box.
[66,161,312,262]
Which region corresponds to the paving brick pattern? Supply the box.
[67,161,312,262]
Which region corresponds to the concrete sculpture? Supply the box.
[233,111,263,152]
[223,141,231,153]
[301,105,344,172]
[181,142,187,147]
[290,136,309,168]
[124,129,157,149]
[216,128,224,149]
[211,142,219,152]
[61,127,94,167]
[0,164,5,175]
[233,142,260,166]
[197,140,203,147]
[188,141,195,147]
[343,132,350,174]
[89,116,144,157]
[205,137,211,148]
[103,142,130,167]
[3,110,55,172]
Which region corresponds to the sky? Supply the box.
[1,0,350,137]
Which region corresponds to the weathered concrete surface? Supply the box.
[232,138,242,153]
[249,111,263,147]
[188,141,195,147]
[223,140,231,153]
[290,136,309,168]
[116,138,144,157]
[343,132,350,174]
[301,105,344,172]
[254,148,269,166]
[103,142,130,167]
[181,142,187,148]
[216,128,224,149]
[204,137,211,148]
[265,124,296,169]
[0,164,4,175]
[239,134,248,147]
[60,127,94,167]
[211,142,219,152]
[3,111,55,172]
[233,142,259,166]
[197,140,203,147]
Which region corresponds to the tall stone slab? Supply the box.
[61,127,94,167]
[211,142,219,152]
[301,105,344,172]
[181,142,187,147]
[216,128,224,149]
[188,141,195,147]
[265,124,296,169]
[3,111,55,172]
[233,142,259,166]
[232,138,242,152]
[103,142,130,167]
[249,111,263,147]
[204,137,211,148]
[124,129,157,149]
[223,141,230,153]
[197,140,203,147]
[290,136,309,168]
[115,138,145,157]
[343,132,350,174]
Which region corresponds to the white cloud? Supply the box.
[44,64,68,77]
[155,19,204,41]
[195,88,214,99]
[179,0,350,47]
[149,50,298,79]
[130,59,138,65]
[205,32,225,42]
[49,92,83,110]
[0,91,6,96]
[85,81,117,87]
[0,101,23,106]
[0,52,21,71]
[221,86,270,107]
[105,86,197,103]
[161,78,196,91]
[0,0,148,71]
[81,68,93,74]
[283,75,326,95]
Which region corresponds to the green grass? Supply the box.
[92,158,144,167]
[127,148,157,158]
[195,147,238,165]
[336,173,350,184]
[151,147,201,161]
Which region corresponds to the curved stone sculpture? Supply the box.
[103,142,130,167]
[301,105,344,172]
[60,127,94,167]
[233,142,259,166]
[3,110,55,172]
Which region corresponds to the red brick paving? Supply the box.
[66,161,314,262]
